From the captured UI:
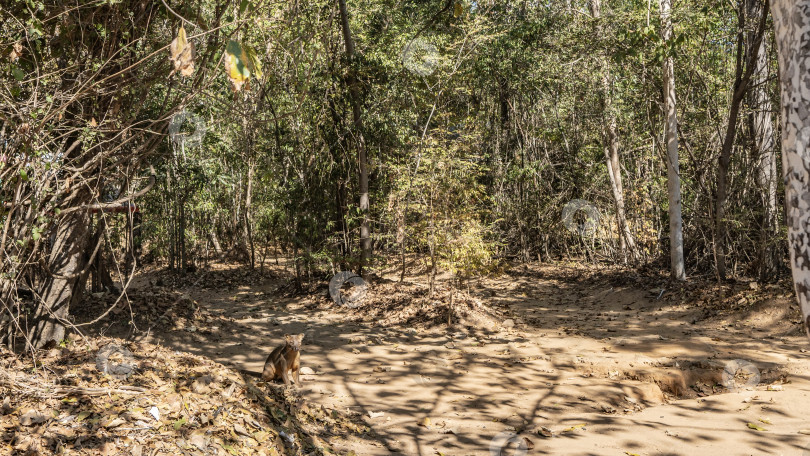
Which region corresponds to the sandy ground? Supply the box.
[102,262,810,455]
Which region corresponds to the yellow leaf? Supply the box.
[758,418,771,425]
[170,26,195,77]
[224,40,250,92]
[454,1,464,17]
[747,422,767,431]
[562,423,587,432]
[76,411,92,422]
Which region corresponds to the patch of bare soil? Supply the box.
[16,260,810,455]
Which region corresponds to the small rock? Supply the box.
[503,319,515,328]
[300,366,316,375]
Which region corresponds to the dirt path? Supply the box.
[119,264,810,455]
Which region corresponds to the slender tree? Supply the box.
[747,0,779,280]
[714,0,769,279]
[660,0,686,280]
[590,0,638,262]
[337,0,371,276]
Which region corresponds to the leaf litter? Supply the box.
[0,337,372,455]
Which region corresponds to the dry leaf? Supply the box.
[562,423,586,432]
[9,42,23,62]
[169,26,195,77]
[747,422,767,431]
[19,409,46,426]
[418,417,431,427]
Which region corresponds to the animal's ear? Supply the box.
[299,333,305,341]
[284,334,291,340]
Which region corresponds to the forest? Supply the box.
[3,0,810,455]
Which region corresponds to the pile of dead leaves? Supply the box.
[73,283,224,339]
[306,280,505,331]
[0,337,369,455]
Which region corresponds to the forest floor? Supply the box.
[54,260,810,454]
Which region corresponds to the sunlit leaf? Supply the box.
[223,40,261,91]
[170,26,195,77]
[224,40,250,92]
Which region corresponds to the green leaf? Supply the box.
[243,44,263,78]
[173,417,187,430]
[224,40,250,89]
[239,0,250,14]
[12,67,25,81]
[19,170,28,181]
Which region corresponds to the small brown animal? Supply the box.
[261,333,304,386]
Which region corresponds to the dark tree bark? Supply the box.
[715,0,769,279]
[32,210,91,348]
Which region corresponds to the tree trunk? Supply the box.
[771,0,810,337]
[590,0,638,262]
[747,0,779,281]
[32,210,90,348]
[660,0,686,280]
[244,155,256,269]
[337,0,371,276]
[715,0,769,279]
